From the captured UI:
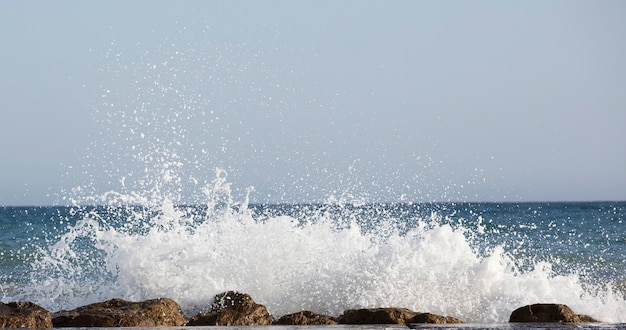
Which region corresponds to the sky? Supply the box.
[1,1,625,206]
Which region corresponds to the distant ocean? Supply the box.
[1,199,625,325]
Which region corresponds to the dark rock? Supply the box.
[0,301,53,328]
[211,291,254,311]
[188,291,274,326]
[338,307,418,325]
[578,313,600,322]
[51,298,186,327]
[186,312,218,326]
[509,303,600,323]
[409,312,463,324]
[274,310,338,325]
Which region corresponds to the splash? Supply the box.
[15,174,626,323]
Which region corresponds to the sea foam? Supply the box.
[16,174,625,323]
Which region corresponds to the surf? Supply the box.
[7,174,623,323]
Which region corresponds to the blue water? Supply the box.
[1,200,625,324]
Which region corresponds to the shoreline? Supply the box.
[1,292,615,329]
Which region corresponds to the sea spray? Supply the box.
[9,176,625,323]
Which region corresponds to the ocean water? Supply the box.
[2,33,625,329]
[1,196,625,324]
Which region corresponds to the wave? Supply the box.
[8,171,624,323]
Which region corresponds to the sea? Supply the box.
[3,34,626,330]
[1,198,625,327]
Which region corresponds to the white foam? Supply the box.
[20,176,626,323]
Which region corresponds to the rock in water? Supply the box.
[409,312,463,324]
[0,301,53,328]
[274,310,338,325]
[51,298,186,327]
[186,312,218,326]
[189,291,274,326]
[509,303,599,323]
[338,308,418,325]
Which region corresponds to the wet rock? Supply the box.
[186,312,218,326]
[0,301,53,328]
[274,310,338,325]
[577,314,601,322]
[188,291,274,326]
[509,303,600,323]
[51,298,186,327]
[338,307,418,325]
[409,312,463,324]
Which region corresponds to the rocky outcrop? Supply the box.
[186,312,218,326]
[5,295,605,328]
[337,307,462,325]
[509,303,599,323]
[338,307,418,325]
[0,301,53,328]
[51,298,186,327]
[409,312,463,324]
[274,310,338,325]
[188,291,274,326]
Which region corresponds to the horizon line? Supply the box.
[2,200,626,208]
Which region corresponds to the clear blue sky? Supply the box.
[1,1,625,205]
